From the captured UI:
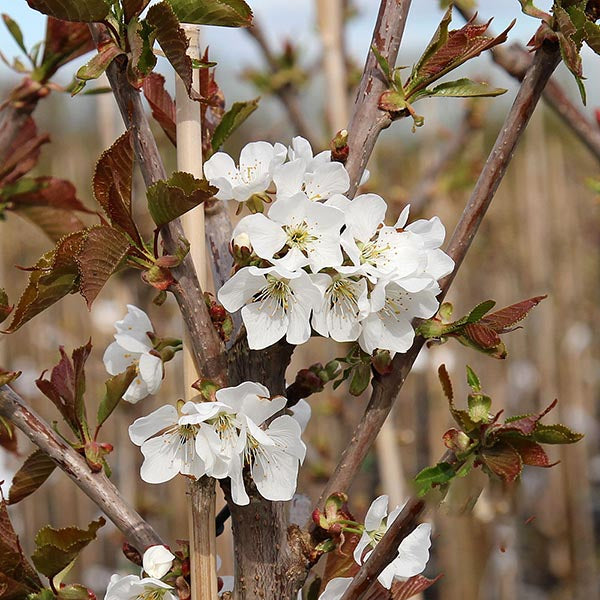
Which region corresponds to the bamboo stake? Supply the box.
[175,23,218,600]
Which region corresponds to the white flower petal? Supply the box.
[317,577,352,600]
[128,404,178,446]
[394,522,432,578]
[138,353,163,395]
[290,399,311,433]
[103,341,138,376]
[142,545,176,579]
[242,303,289,350]
[218,267,265,313]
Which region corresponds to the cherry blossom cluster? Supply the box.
[204,137,454,354]
[128,381,309,506]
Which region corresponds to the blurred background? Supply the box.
[1,1,599,599]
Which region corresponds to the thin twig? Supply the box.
[246,22,320,148]
[336,41,562,600]
[89,24,227,386]
[344,0,413,197]
[457,6,600,163]
[0,384,163,549]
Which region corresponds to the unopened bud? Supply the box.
[330,129,349,164]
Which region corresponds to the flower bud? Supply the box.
[142,545,176,579]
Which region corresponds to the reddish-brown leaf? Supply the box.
[481,295,546,333]
[437,364,453,401]
[8,450,57,505]
[9,177,91,212]
[142,72,177,146]
[0,288,12,324]
[147,2,194,98]
[77,225,131,307]
[0,419,17,455]
[462,322,501,349]
[499,399,558,437]
[480,442,523,482]
[14,206,88,242]
[0,118,48,185]
[509,439,556,468]
[123,0,150,22]
[42,17,94,76]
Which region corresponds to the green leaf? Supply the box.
[147,171,216,227]
[2,15,28,56]
[165,0,252,27]
[533,423,584,445]
[25,0,110,23]
[146,2,194,97]
[211,98,259,154]
[371,44,393,81]
[76,225,131,307]
[96,365,137,429]
[76,41,124,81]
[8,450,56,505]
[349,362,371,396]
[423,78,507,99]
[468,393,491,423]
[32,518,105,578]
[127,18,157,86]
[467,299,496,323]
[465,365,481,392]
[414,462,456,495]
[57,584,92,600]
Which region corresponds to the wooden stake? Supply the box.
[175,23,219,599]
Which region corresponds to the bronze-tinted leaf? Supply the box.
[0,417,18,455]
[25,0,110,23]
[147,172,216,227]
[462,322,501,349]
[533,423,584,445]
[123,0,151,22]
[481,295,546,333]
[42,18,94,78]
[8,450,56,505]
[142,72,177,145]
[77,225,131,307]
[165,0,252,27]
[509,439,556,468]
[14,206,88,242]
[32,517,105,578]
[146,2,194,97]
[0,288,12,324]
[0,118,48,185]
[96,364,137,429]
[500,399,558,437]
[480,442,523,483]
[76,40,125,81]
[437,364,453,401]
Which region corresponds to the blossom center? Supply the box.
[253,275,295,316]
[284,221,317,250]
[136,587,169,600]
[327,278,359,319]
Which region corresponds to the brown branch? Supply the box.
[457,6,600,163]
[344,0,413,197]
[246,22,320,149]
[89,24,227,385]
[335,41,562,600]
[0,384,162,549]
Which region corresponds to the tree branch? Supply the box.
[89,24,227,385]
[334,41,562,600]
[457,6,600,163]
[0,384,162,549]
[344,0,413,197]
[246,22,320,148]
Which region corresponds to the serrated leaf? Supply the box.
[147,171,216,227]
[96,365,137,429]
[0,497,42,593]
[414,462,456,495]
[509,438,555,467]
[41,18,94,80]
[123,0,151,23]
[423,78,506,99]
[3,248,79,334]
[76,40,124,81]
[437,364,453,401]
[8,450,56,505]
[584,19,600,54]
[480,442,522,482]
[77,225,131,307]
[165,0,252,27]
[466,299,496,323]
[371,44,393,80]
[0,288,12,324]
[146,2,194,97]
[25,0,110,23]
[480,295,546,332]
[2,15,28,56]
[465,365,481,391]
[127,18,157,86]
[211,98,259,154]
[142,73,177,145]
[93,131,142,246]
[32,518,105,578]
[462,322,502,350]
[533,423,584,444]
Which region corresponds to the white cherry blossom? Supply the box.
[142,545,176,579]
[104,574,176,600]
[203,141,286,203]
[103,305,163,404]
[233,192,345,272]
[218,265,323,349]
[128,405,205,484]
[354,495,432,589]
[358,279,440,354]
[311,271,370,342]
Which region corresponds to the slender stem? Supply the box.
[0,385,163,549]
[88,24,227,386]
[336,41,562,600]
[246,22,320,148]
[176,23,219,599]
[457,6,600,163]
[344,0,413,197]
